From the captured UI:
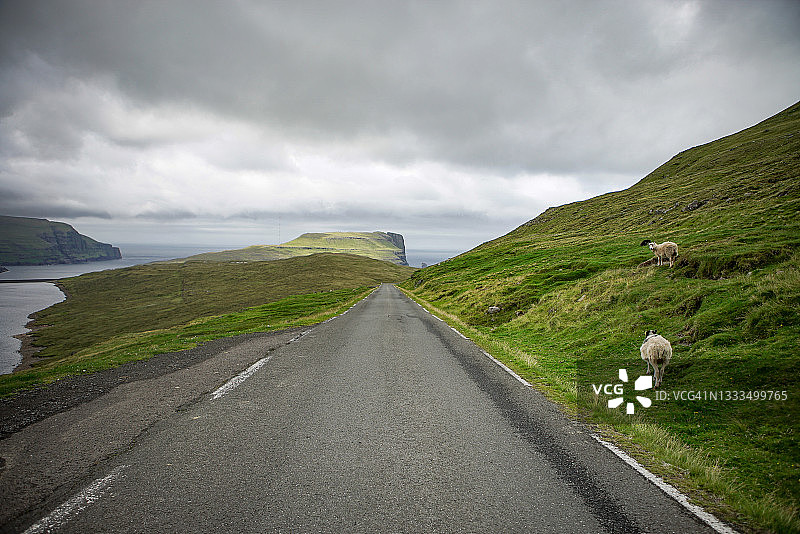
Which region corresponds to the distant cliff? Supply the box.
[376,232,408,265]
[176,231,409,266]
[0,215,122,265]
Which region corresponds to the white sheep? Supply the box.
[641,240,679,267]
[640,330,672,388]
[487,305,501,315]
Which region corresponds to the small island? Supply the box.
[0,215,121,266]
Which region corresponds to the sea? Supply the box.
[0,245,460,375]
[0,244,229,374]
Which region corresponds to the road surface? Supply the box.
[5,284,720,533]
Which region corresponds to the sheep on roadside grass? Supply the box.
[640,330,672,388]
[640,240,679,267]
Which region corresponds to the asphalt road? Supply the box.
[8,284,719,533]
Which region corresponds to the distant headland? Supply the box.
[173,231,409,266]
[0,215,121,266]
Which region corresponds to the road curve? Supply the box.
[14,284,718,533]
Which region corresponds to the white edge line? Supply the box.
[425,302,737,534]
[479,348,532,389]
[592,436,738,534]
[211,354,274,399]
[451,326,468,339]
[24,465,128,534]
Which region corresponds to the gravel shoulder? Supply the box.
[0,326,309,531]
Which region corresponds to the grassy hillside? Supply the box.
[0,215,121,265]
[2,253,414,395]
[402,101,800,533]
[176,231,408,265]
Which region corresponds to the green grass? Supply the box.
[401,101,800,533]
[174,231,408,265]
[1,252,414,396]
[0,287,372,397]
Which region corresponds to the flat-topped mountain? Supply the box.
[0,215,121,266]
[178,231,409,266]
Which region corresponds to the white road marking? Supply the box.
[592,436,738,534]
[213,288,384,400]
[451,326,468,339]
[211,354,275,400]
[288,330,309,344]
[478,348,532,388]
[24,465,128,534]
[431,306,737,534]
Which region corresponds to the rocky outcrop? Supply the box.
[378,231,408,266]
[0,215,122,265]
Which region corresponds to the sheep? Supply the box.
[640,330,672,388]
[487,305,501,315]
[640,239,679,267]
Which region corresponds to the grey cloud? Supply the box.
[134,209,198,221]
[5,0,798,175]
[0,190,112,219]
[1,0,799,251]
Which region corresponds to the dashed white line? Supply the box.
[24,465,128,534]
[211,354,275,400]
[213,288,382,400]
[288,330,309,344]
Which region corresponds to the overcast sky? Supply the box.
[1,1,798,262]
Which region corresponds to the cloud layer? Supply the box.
[1,1,798,256]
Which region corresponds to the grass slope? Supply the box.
[2,253,414,395]
[402,101,800,533]
[176,231,408,265]
[0,215,121,265]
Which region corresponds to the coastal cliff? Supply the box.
[0,215,121,265]
[376,232,408,265]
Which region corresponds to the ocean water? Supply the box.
[0,244,229,375]
[0,244,462,374]
[0,283,66,374]
[405,249,461,268]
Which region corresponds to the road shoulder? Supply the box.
[0,326,308,531]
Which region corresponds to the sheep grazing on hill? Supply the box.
[640,330,672,388]
[487,305,501,315]
[640,239,679,267]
